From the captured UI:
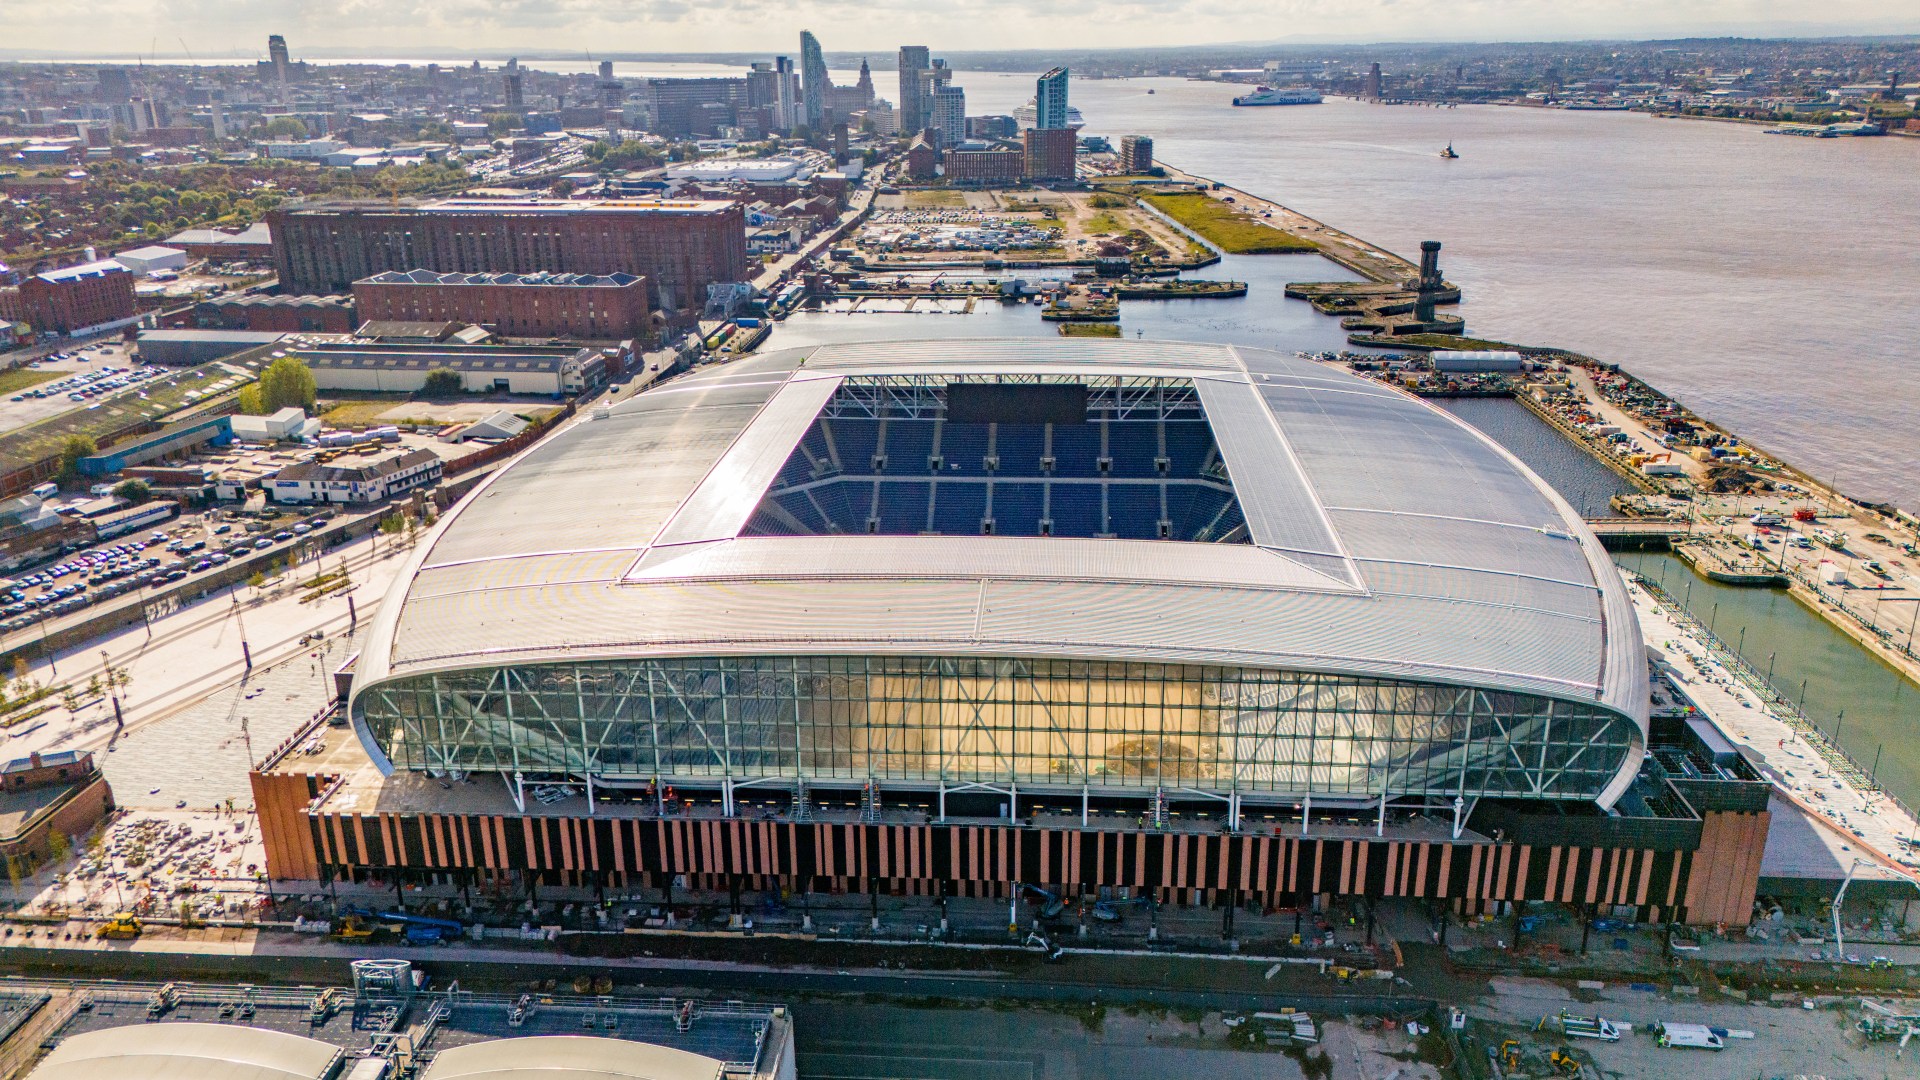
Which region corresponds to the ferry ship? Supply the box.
[1232,86,1323,106]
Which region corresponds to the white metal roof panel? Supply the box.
[360,340,1647,785]
[30,1025,341,1080]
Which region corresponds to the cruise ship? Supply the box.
[1012,99,1086,130]
[1232,86,1323,106]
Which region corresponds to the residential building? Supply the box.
[1023,126,1077,181]
[931,83,967,147]
[270,448,443,505]
[267,34,291,85]
[503,58,525,110]
[267,198,748,315]
[353,270,653,341]
[942,147,1025,183]
[1034,67,1071,129]
[800,31,829,129]
[897,46,930,135]
[0,259,138,336]
[1119,134,1154,173]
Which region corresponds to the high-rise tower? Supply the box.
[897,46,930,135]
[1034,67,1070,129]
[800,31,829,129]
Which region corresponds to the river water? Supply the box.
[944,72,1920,513]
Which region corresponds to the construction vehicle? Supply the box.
[1091,895,1155,922]
[95,913,141,940]
[1020,884,1065,919]
[346,907,465,945]
[331,913,376,941]
[1494,1039,1522,1071]
[1022,931,1065,961]
[1859,1000,1920,1046]
[1548,1048,1582,1076]
[1557,1010,1621,1041]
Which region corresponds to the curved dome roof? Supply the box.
[351,340,1647,802]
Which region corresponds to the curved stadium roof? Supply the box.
[28,1024,342,1080]
[351,340,1647,801]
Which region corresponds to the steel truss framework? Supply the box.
[358,656,1638,804]
[820,375,1205,422]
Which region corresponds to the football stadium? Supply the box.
[254,340,1770,928]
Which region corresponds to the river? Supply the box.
[944,72,1920,513]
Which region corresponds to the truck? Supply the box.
[1654,1022,1724,1050]
[1558,1011,1622,1041]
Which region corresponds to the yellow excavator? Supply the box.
[1548,1048,1582,1077]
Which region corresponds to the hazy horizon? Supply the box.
[5,3,1919,61]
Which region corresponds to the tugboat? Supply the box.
[1439,143,1459,159]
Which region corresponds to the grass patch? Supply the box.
[1059,322,1122,338]
[1143,193,1317,254]
[903,189,966,208]
[1082,211,1126,234]
[1394,333,1521,350]
[0,367,61,396]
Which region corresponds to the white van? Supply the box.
[1655,1022,1724,1050]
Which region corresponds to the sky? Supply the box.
[4,0,1916,57]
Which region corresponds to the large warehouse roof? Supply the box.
[352,339,1646,796]
[28,1024,342,1080]
[421,1037,722,1080]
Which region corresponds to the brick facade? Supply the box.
[1023,128,1077,182]
[942,148,1025,183]
[352,271,652,341]
[0,261,137,335]
[268,199,749,315]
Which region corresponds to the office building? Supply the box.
[1034,67,1071,129]
[353,270,653,341]
[799,30,829,129]
[1023,126,1076,181]
[642,77,748,137]
[95,67,133,103]
[0,259,138,336]
[267,198,748,315]
[503,58,525,110]
[897,46,930,135]
[286,337,607,396]
[1119,135,1154,173]
[1365,62,1383,100]
[252,339,1771,930]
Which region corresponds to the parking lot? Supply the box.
[0,507,337,639]
[0,339,151,437]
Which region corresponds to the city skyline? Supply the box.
[5,3,1919,58]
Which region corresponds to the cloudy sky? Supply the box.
[5,0,1915,56]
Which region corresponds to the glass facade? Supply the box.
[357,656,1638,803]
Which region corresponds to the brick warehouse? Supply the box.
[267,198,748,316]
[353,270,654,341]
[0,259,137,336]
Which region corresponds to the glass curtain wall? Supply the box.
[358,656,1636,801]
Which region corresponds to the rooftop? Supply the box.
[350,339,1648,801]
[359,270,646,289]
[282,198,737,217]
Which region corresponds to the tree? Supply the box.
[548,178,576,198]
[487,113,521,135]
[421,368,464,397]
[248,357,317,413]
[53,435,97,484]
[112,479,150,503]
[263,117,309,140]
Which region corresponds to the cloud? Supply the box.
[5,0,1914,54]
